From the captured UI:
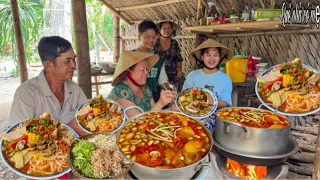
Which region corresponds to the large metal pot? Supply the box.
[214,106,291,156]
[118,108,212,179]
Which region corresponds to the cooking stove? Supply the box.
[210,150,289,179]
[210,135,299,179]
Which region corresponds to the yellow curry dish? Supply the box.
[118,112,212,169]
[1,112,77,177]
[257,58,320,114]
[76,95,124,133]
[177,88,217,117]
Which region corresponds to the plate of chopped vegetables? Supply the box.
[69,132,132,179]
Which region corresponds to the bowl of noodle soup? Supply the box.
[75,95,125,134]
[0,113,78,179]
[69,132,132,179]
[255,60,320,116]
[176,87,218,119]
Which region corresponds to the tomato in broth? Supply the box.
[118,112,211,169]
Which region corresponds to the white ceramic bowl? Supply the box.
[75,98,125,134]
[255,64,320,116]
[0,121,79,179]
[175,87,218,119]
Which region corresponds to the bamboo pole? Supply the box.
[312,124,320,179]
[98,0,133,25]
[113,15,120,62]
[116,0,188,11]
[184,20,283,31]
[10,0,28,84]
[196,0,202,22]
[120,26,125,52]
[204,28,320,37]
[72,0,92,99]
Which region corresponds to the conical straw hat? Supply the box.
[112,51,159,86]
[188,39,234,66]
[156,20,181,36]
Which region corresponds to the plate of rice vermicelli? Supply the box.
[69,133,132,179]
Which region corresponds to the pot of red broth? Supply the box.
[117,111,212,179]
[215,107,291,156]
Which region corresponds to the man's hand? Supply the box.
[67,118,88,136]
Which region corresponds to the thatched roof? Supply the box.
[101,0,197,22]
[100,0,320,24]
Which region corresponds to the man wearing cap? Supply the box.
[8,36,87,136]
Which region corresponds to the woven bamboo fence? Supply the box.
[122,15,320,178]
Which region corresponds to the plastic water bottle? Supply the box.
[241,4,250,21]
[250,4,257,21]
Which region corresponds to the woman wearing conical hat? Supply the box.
[108,51,175,118]
[154,20,184,92]
[182,39,233,132]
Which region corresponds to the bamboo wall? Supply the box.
[121,17,320,128]
[121,18,320,178]
[121,17,320,75]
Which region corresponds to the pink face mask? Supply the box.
[119,71,143,86]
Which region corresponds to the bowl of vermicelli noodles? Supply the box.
[0,112,78,179]
[75,95,125,134]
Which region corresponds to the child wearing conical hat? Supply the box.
[182,39,234,132]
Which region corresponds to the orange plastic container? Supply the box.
[226,56,248,83]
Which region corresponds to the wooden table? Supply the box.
[91,71,114,96]
[231,76,257,107]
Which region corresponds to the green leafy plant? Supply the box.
[86,0,114,51]
[0,0,44,64]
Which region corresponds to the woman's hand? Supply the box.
[158,90,175,107]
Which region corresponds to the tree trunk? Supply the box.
[287,172,312,179]
[288,163,313,176]
[113,15,120,62]
[293,126,319,135]
[10,0,28,83]
[289,151,315,163]
[291,131,318,144]
[296,139,316,153]
[71,0,92,99]
[312,123,320,179]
